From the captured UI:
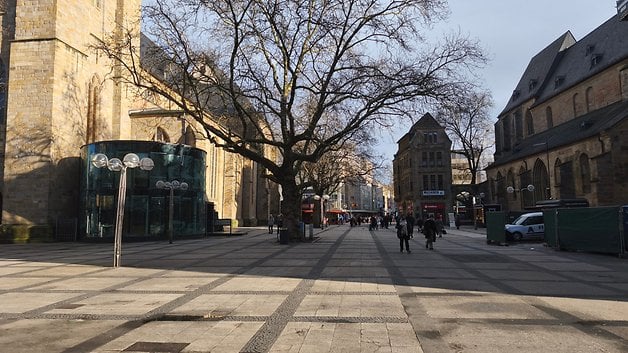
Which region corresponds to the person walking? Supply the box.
[436,214,444,238]
[406,213,415,239]
[275,214,283,235]
[423,216,438,250]
[397,216,411,253]
[268,214,275,234]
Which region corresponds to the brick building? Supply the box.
[486,14,628,210]
[393,113,453,220]
[0,1,268,237]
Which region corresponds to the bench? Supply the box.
[215,219,232,235]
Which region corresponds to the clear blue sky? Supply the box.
[376,0,618,170]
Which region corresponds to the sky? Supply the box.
[376,0,619,171]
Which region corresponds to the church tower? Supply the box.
[0,0,141,227]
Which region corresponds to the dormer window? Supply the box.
[590,53,603,68]
[511,89,520,101]
[585,44,595,56]
[554,76,565,88]
[528,79,538,91]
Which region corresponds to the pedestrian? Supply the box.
[276,214,283,235]
[268,214,275,234]
[423,216,437,250]
[396,216,411,253]
[455,214,461,230]
[406,213,415,239]
[436,214,444,238]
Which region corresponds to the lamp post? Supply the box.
[92,153,154,268]
[507,184,535,210]
[156,180,189,244]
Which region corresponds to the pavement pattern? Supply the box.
[1,225,627,353]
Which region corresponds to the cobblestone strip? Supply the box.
[239,229,350,353]
[371,230,450,353]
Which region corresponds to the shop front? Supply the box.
[421,202,446,221]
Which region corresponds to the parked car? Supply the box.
[505,212,545,241]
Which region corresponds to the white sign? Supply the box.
[422,190,445,196]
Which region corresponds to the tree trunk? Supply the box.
[278,178,304,242]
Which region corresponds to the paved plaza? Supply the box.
[1,224,627,353]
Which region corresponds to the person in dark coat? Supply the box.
[423,216,438,250]
[396,216,411,253]
[406,213,415,239]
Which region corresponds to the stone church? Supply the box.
[486,13,628,210]
[0,1,269,239]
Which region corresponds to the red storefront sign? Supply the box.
[422,202,445,210]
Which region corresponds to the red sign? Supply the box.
[422,202,445,210]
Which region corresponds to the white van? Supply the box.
[504,212,544,241]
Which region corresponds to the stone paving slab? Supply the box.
[0,225,627,352]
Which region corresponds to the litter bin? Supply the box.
[279,228,289,244]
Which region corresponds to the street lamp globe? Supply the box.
[526,184,535,192]
[123,153,140,168]
[107,158,123,172]
[139,157,154,171]
[506,186,515,194]
[92,153,108,168]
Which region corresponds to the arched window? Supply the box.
[545,106,553,129]
[585,87,594,112]
[533,159,549,201]
[572,93,580,117]
[526,110,534,135]
[86,75,101,144]
[514,109,523,141]
[554,158,562,186]
[0,59,6,124]
[153,127,170,143]
[579,154,591,194]
[507,169,516,200]
[184,126,196,147]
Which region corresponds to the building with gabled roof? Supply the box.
[486,14,628,210]
[393,113,452,220]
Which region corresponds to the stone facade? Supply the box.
[393,113,453,220]
[487,14,628,210]
[0,0,266,232]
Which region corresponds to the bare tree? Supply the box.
[436,90,494,184]
[300,135,381,198]
[97,0,487,238]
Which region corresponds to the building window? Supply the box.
[436,152,442,167]
[579,154,591,193]
[545,106,553,128]
[424,132,438,144]
[526,111,534,135]
[514,109,523,140]
[529,79,537,91]
[429,152,435,167]
[572,93,580,117]
[86,76,101,143]
[423,175,429,190]
[430,175,436,189]
[154,127,170,143]
[554,76,565,88]
[590,54,603,68]
[421,152,427,167]
[585,87,594,112]
[438,175,443,190]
